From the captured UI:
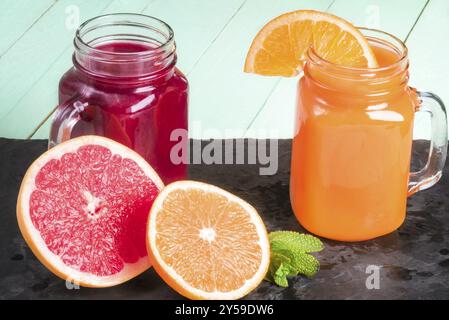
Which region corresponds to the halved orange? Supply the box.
[244,10,378,76]
[147,181,270,300]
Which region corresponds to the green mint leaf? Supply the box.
[269,231,324,253]
[265,250,294,287]
[273,263,290,288]
[265,250,295,287]
[289,251,320,277]
[267,231,323,287]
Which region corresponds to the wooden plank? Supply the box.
[245,78,297,139]
[186,0,332,139]
[246,0,430,138]
[0,0,56,56]
[328,0,428,40]
[406,0,448,140]
[0,0,113,123]
[0,0,151,139]
[26,0,247,139]
[103,0,155,13]
[141,0,246,75]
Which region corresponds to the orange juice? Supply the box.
[290,30,418,241]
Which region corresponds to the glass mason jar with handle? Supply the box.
[290,28,448,242]
[50,14,188,184]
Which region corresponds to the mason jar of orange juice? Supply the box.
[290,28,448,242]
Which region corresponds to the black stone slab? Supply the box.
[0,138,448,300]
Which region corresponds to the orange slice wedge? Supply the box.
[244,10,378,76]
[147,181,270,300]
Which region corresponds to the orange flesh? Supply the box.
[154,188,263,292]
[290,40,416,241]
[245,11,379,77]
[250,20,374,75]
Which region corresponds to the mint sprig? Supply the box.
[266,231,324,287]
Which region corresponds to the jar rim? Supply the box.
[307,27,408,73]
[74,13,175,60]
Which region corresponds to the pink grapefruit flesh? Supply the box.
[17,136,164,287]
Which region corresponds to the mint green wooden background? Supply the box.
[0,0,447,140]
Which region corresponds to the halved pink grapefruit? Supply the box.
[17,136,164,287]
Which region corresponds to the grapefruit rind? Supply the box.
[17,135,164,288]
[147,180,270,300]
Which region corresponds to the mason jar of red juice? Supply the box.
[50,14,188,183]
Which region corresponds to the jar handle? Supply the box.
[48,98,88,148]
[408,91,448,196]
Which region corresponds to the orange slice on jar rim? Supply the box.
[244,10,378,77]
